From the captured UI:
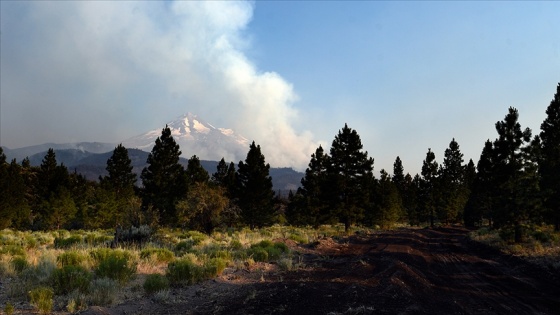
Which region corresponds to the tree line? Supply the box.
[1,83,559,241]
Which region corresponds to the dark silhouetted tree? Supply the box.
[102,144,137,199]
[539,83,560,231]
[420,148,439,227]
[236,141,275,229]
[492,107,538,242]
[326,124,374,231]
[291,145,330,226]
[186,155,210,185]
[141,126,187,226]
[439,138,468,223]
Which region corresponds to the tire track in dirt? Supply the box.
[82,227,560,315]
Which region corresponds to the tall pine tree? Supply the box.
[539,83,560,231]
[492,107,537,242]
[236,141,275,229]
[420,148,439,227]
[439,138,468,223]
[290,145,330,226]
[102,144,137,199]
[141,126,187,226]
[327,124,374,231]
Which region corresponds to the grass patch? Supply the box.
[29,286,54,314]
[143,273,170,294]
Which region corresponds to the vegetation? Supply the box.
[1,84,560,311]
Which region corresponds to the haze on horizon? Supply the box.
[1,1,559,174]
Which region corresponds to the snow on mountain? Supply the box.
[122,113,250,163]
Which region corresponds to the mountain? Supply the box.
[2,142,116,161]
[20,148,302,193]
[122,113,250,163]
[3,113,304,192]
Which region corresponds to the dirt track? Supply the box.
[85,227,560,315]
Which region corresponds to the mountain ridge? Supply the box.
[4,147,302,193]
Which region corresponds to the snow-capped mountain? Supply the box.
[122,113,250,163]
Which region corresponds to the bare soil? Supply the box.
[18,227,560,314]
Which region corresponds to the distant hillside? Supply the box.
[21,148,302,193]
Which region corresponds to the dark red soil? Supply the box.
[83,227,560,315]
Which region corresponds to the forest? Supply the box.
[1,83,559,243]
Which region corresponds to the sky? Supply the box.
[1,1,559,174]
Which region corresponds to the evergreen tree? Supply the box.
[102,144,137,199]
[539,83,560,230]
[35,149,70,230]
[236,141,275,229]
[420,148,439,227]
[186,155,210,184]
[374,169,402,228]
[405,174,421,225]
[141,125,187,226]
[294,145,330,226]
[492,107,536,242]
[0,159,31,229]
[462,159,478,227]
[439,138,468,223]
[326,124,374,231]
[392,156,405,194]
[212,158,229,185]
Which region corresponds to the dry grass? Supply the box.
[470,226,560,272]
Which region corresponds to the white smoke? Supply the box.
[1,1,318,170]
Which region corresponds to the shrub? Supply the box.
[51,265,92,295]
[29,287,53,314]
[88,277,118,306]
[54,235,83,249]
[4,301,14,315]
[166,258,203,286]
[184,231,207,245]
[140,248,175,263]
[289,234,308,244]
[248,247,268,262]
[0,245,25,256]
[229,239,243,250]
[95,251,136,285]
[499,228,515,243]
[175,240,194,254]
[57,251,87,267]
[203,258,227,277]
[249,240,289,262]
[143,274,170,294]
[10,255,28,273]
[533,230,551,243]
[89,248,113,264]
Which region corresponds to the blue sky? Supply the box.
[1,1,559,174]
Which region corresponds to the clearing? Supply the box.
[78,227,560,315]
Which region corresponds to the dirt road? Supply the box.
[86,227,560,315]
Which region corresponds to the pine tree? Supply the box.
[539,83,560,231]
[492,107,536,242]
[294,145,330,226]
[103,144,137,199]
[420,148,438,227]
[392,156,405,193]
[374,169,402,228]
[236,141,275,229]
[35,149,70,230]
[141,125,187,226]
[0,159,31,229]
[439,138,468,223]
[212,158,229,185]
[186,155,210,184]
[462,159,478,227]
[326,124,374,231]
